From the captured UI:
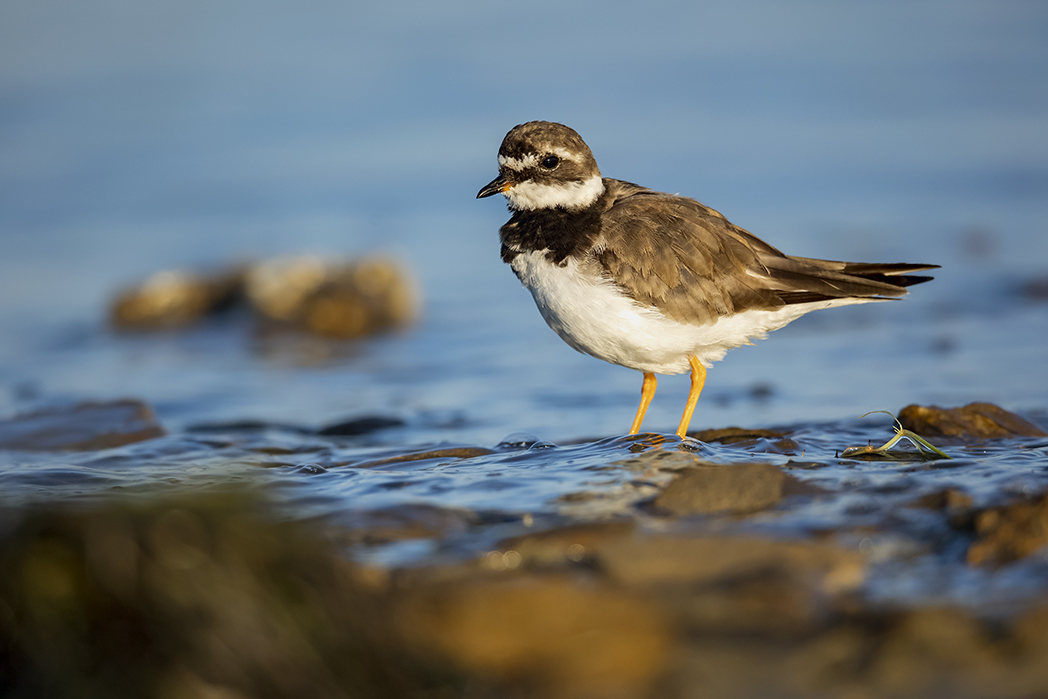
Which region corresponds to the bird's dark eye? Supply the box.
[540,155,560,169]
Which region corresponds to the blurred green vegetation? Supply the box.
[0,494,451,699]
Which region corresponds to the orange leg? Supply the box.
[676,356,707,438]
[628,372,657,435]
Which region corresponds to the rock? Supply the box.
[688,426,788,444]
[0,399,165,451]
[318,415,406,436]
[244,255,419,339]
[109,255,420,339]
[333,504,477,546]
[967,492,1048,566]
[652,461,823,516]
[592,534,865,594]
[498,521,636,566]
[393,574,669,699]
[898,402,1047,440]
[348,446,497,469]
[110,268,243,330]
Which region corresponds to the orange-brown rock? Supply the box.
[394,574,669,699]
[592,534,865,593]
[967,492,1048,566]
[898,402,1047,440]
[245,255,418,339]
[110,268,242,330]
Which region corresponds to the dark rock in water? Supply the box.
[0,399,165,451]
[348,446,497,469]
[967,492,1048,566]
[185,419,313,434]
[318,415,406,436]
[334,503,478,546]
[652,461,824,516]
[898,402,1047,440]
[110,268,243,330]
[688,426,789,444]
[245,255,419,339]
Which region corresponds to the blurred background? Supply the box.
[1,0,1047,444]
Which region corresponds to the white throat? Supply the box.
[505,174,605,211]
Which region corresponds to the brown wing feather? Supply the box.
[594,179,938,326]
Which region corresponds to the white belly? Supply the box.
[509,250,873,375]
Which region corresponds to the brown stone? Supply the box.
[652,462,824,516]
[967,493,1048,566]
[687,426,790,444]
[110,268,242,330]
[394,574,669,699]
[499,521,636,565]
[898,402,1047,440]
[0,399,165,451]
[245,255,419,339]
[592,534,865,593]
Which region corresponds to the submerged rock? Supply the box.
[0,399,165,451]
[651,461,822,516]
[898,402,1047,440]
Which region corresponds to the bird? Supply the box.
[477,121,937,439]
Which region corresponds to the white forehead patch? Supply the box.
[504,174,605,211]
[498,154,539,172]
[498,147,577,173]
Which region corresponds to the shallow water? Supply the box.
[1,1,1048,615]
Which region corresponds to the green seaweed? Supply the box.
[841,411,952,461]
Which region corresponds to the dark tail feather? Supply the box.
[767,257,939,306]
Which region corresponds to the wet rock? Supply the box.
[334,504,476,546]
[967,492,1048,566]
[0,399,165,451]
[592,534,865,593]
[689,426,789,444]
[499,520,636,566]
[898,402,1047,440]
[110,268,243,330]
[245,255,419,339]
[393,574,669,699]
[318,415,406,436]
[348,446,497,469]
[652,461,824,516]
[687,426,799,454]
